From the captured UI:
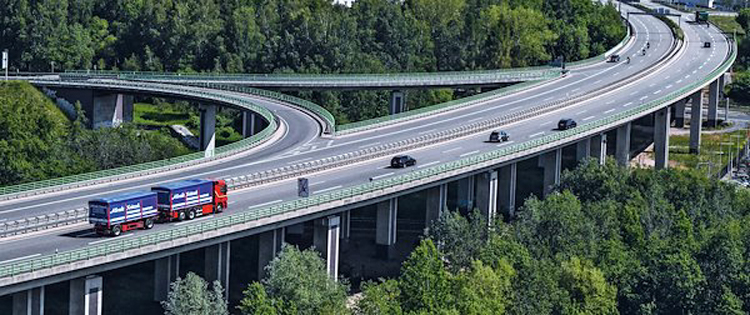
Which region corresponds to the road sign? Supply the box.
[298,178,309,197]
[2,50,7,70]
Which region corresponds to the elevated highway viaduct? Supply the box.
[0,2,736,314]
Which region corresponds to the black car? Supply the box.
[489,130,510,142]
[558,118,577,130]
[608,54,621,62]
[391,155,417,168]
[704,41,711,48]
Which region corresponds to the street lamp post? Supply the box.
[2,49,7,81]
[722,142,735,178]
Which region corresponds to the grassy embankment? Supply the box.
[669,129,749,171]
[133,102,243,146]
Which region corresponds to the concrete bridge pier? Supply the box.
[616,122,632,167]
[69,275,102,315]
[590,133,608,165]
[339,211,351,250]
[12,287,44,315]
[707,79,720,127]
[49,88,133,129]
[242,111,258,138]
[498,164,517,218]
[425,184,447,228]
[390,91,406,115]
[690,90,704,154]
[539,149,562,196]
[258,228,285,279]
[654,107,671,169]
[204,242,231,298]
[456,176,476,211]
[576,140,591,162]
[313,215,341,279]
[375,199,398,260]
[475,170,499,222]
[153,254,180,302]
[200,104,217,157]
[674,100,686,128]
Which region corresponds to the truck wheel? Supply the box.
[216,204,224,213]
[187,209,196,220]
[111,225,122,237]
[144,218,155,230]
[178,211,186,221]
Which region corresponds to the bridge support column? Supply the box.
[576,139,591,162]
[200,104,217,157]
[475,170,499,222]
[616,122,632,167]
[205,241,231,297]
[92,94,133,129]
[690,91,703,154]
[390,90,406,115]
[655,107,671,169]
[242,111,258,138]
[590,134,607,165]
[498,163,517,218]
[69,275,102,315]
[376,198,398,260]
[13,287,44,315]
[425,184,447,228]
[708,79,720,127]
[258,228,285,280]
[539,149,562,196]
[457,176,475,210]
[674,100,686,128]
[153,254,180,302]
[313,215,341,279]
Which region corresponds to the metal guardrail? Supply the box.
[569,16,633,68]
[0,80,280,201]
[335,79,554,135]
[0,208,88,238]
[0,14,673,239]
[219,36,682,189]
[0,27,677,238]
[0,32,735,281]
[184,83,336,135]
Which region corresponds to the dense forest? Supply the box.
[0,0,625,74]
[0,81,191,187]
[0,0,626,123]
[223,161,750,315]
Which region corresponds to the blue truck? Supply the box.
[88,191,159,236]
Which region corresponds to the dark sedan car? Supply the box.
[558,118,577,130]
[391,155,417,168]
[489,130,510,142]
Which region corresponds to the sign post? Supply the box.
[298,178,309,198]
[2,50,7,81]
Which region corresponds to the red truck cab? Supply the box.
[151,179,228,222]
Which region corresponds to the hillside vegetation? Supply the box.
[0,0,626,124]
[0,81,191,187]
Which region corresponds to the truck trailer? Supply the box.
[151,179,228,222]
[89,191,159,236]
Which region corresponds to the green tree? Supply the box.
[427,209,488,272]
[398,239,453,313]
[355,279,403,315]
[454,260,515,315]
[161,272,228,315]
[558,257,618,315]
[239,244,348,315]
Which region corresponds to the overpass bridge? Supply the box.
[0,2,737,314]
